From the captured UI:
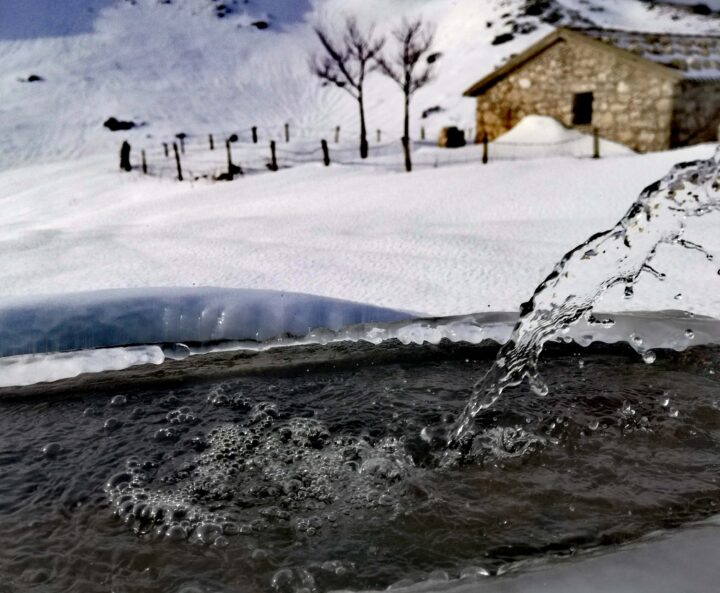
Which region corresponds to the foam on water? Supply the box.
[105,387,416,553]
[451,148,720,446]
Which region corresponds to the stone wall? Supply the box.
[474,38,677,152]
[671,80,720,147]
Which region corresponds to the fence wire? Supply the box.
[127,128,604,182]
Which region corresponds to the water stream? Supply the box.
[450,148,720,449]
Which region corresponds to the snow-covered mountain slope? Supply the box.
[1,0,718,171]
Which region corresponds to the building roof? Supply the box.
[579,27,720,81]
[464,27,720,97]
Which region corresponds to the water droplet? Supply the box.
[674,293,683,300]
[643,350,656,364]
[631,334,644,346]
[661,396,670,407]
[685,329,695,340]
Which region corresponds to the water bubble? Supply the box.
[685,329,695,340]
[661,396,670,407]
[631,334,644,347]
[460,566,490,579]
[428,570,449,581]
[191,522,222,545]
[669,408,679,418]
[642,350,656,364]
[104,418,121,431]
[110,395,127,407]
[165,525,187,542]
[251,549,269,561]
[41,442,62,458]
[588,420,599,431]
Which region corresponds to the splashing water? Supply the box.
[451,148,720,447]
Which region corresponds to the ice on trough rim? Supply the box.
[0,285,717,388]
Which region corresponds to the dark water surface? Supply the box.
[2,343,720,593]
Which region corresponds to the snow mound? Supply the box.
[493,115,633,158]
[496,115,585,145]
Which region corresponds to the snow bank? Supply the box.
[493,115,633,158]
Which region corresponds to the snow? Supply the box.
[492,115,633,157]
[2,144,718,319]
[0,0,717,171]
[363,522,720,593]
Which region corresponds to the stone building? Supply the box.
[464,27,720,152]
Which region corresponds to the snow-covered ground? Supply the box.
[1,142,718,318]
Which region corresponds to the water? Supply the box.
[451,148,720,446]
[3,150,720,592]
[2,341,720,592]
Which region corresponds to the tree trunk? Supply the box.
[359,94,369,159]
[402,93,412,173]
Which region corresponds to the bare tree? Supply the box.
[376,19,436,172]
[311,18,384,159]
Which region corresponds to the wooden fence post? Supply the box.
[173,142,183,181]
[335,126,340,143]
[269,140,278,171]
[162,142,169,158]
[176,133,186,155]
[225,138,234,180]
[141,149,147,174]
[284,123,290,143]
[592,127,600,159]
[209,134,214,150]
[321,139,330,166]
[401,137,412,173]
[376,129,381,142]
[482,134,489,164]
[120,141,131,172]
[420,126,425,141]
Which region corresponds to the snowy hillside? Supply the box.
[1,0,719,171]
